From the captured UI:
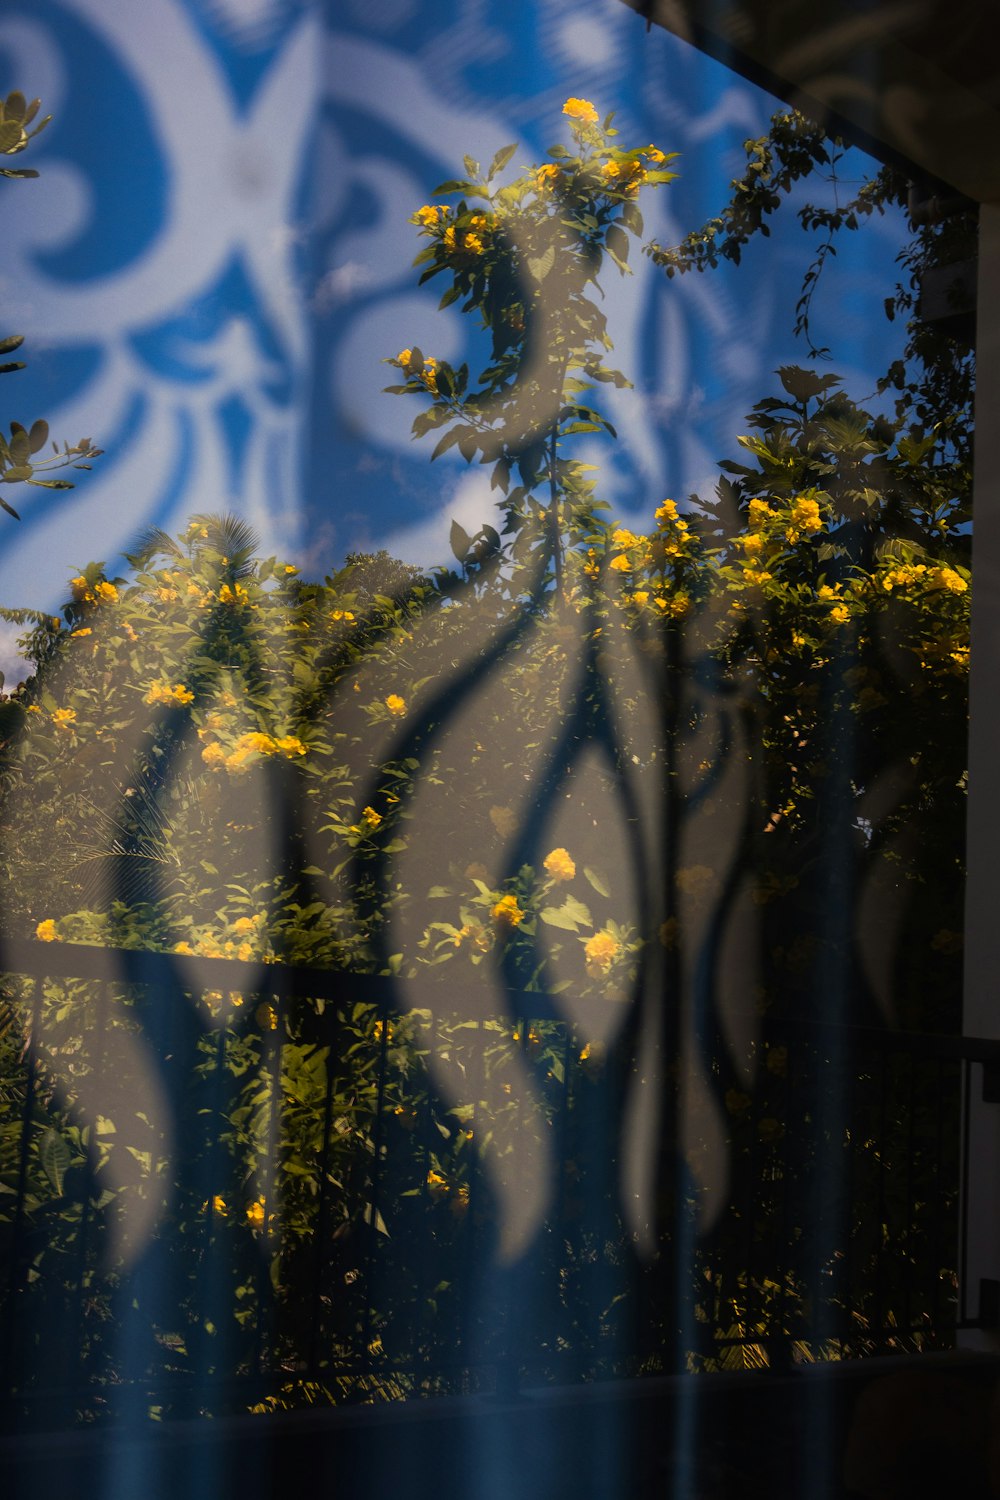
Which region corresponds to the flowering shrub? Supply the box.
[0,101,970,1410]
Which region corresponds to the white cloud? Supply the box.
[382,470,506,570]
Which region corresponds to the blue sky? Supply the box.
[0,0,908,669]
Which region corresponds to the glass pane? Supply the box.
[0,2,983,1496]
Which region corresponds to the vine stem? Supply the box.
[548,425,563,597]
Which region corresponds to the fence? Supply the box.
[0,936,992,1430]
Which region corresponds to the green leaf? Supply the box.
[450,520,472,562]
[39,1128,71,1195]
[583,866,610,897]
[488,143,517,179]
[540,906,582,931]
[433,178,475,196]
[527,246,556,283]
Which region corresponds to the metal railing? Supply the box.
[0,937,993,1428]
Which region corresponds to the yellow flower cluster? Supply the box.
[385,693,406,716]
[426,1168,450,1201]
[543,847,576,883]
[95,580,118,603]
[246,1197,266,1230]
[412,204,445,228]
[50,707,77,729]
[880,563,926,591]
[360,805,382,831]
[748,499,772,531]
[563,97,598,125]
[329,609,356,624]
[36,918,57,942]
[452,921,492,953]
[535,163,562,192]
[675,864,715,899]
[218,582,249,605]
[785,495,823,544]
[144,680,195,707]
[492,893,525,928]
[601,157,646,193]
[584,929,620,977]
[928,566,968,595]
[201,730,307,773]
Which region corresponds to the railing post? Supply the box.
[960,198,1000,1351]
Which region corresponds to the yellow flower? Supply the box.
[632,590,649,606]
[373,1018,395,1045]
[645,145,668,165]
[156,586,178,603]
[659,917,679,950]
[236,942,253,962]
[676,864,715,899]
[397,347,414,368]
[361,805,382,830]
[611,527,639,549]
[246,1198,266,1230]
[35,919,57,943]
[563,97,599,125]
[385,694,406,716]
[420,356,438,393]
[426,1168,450,1201]
[543,847,576,883]
[201,742,227,768]
[601,160,621,180]
[928,566,968,595]
[233,916,254,934]
[489,804,517,839]
[442,226,456,253]
[173,941,194,955]
[535,163,562,192]
[584,929,620,977]
[94,580,118,603]
[413,204,444,227]
[739,533,764,556]
[655,499,678,524]
[283,564,299,576]
[748,498,772,531]
[829,603,850,625]
[236,731,275,754]
[144,681,195,707]
[211,1194,228,1217]
[609,553,632,573]
[274,735,307,758]
[218,582,247,605]
[72,627,92,638]
[70,575,91,601]
[329,609,356,623]
[492,893,525,928]
[50,707,76,729]
[789,495,823,534]
[463,232,484,255]
[255,1003,279,1031]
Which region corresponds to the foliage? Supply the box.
[385,99,678,590]
[0,90,102,529]
[0,99,971,1416]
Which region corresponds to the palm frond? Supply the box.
[189,512,260,576]
[122,525,185,569]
